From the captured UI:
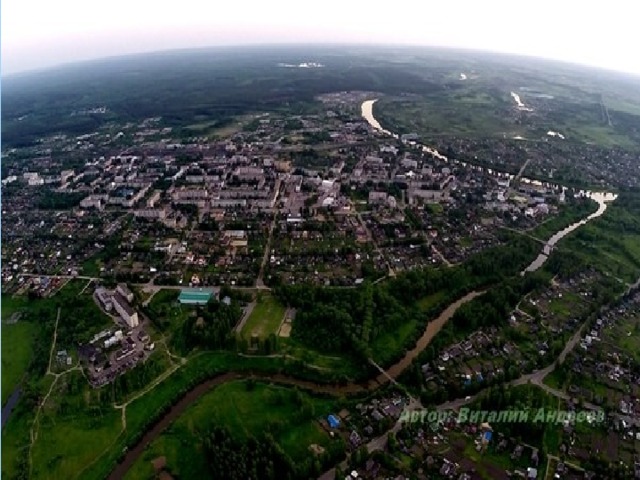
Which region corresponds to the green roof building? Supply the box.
[178,289,214,305]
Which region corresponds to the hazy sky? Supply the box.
[2,0,638,76]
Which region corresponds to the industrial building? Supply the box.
[178,288,214,305]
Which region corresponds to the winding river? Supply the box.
[108,100,615,478]
[108,290,481,478]
[361,98,617,274]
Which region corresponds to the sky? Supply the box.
[2,0,639,76]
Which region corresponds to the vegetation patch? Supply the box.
[124,379,343,480]
[1,322,37,405]
[240,294,286,340]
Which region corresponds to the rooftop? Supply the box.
[178,289,214,305]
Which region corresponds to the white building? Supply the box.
[112,292,139,328]
[116,283,134,303]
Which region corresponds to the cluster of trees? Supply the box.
[201,422,344,480]
[202,426,295,480]
[475,384,559,450]
[109,354,168,403]
[237,333,279,355]
[276,271,454,359]
[170,299,242,354]
[172,202,198,217]
[450,274,547,332]
[274,233,541,362]
[23,285,112,380]
[36,190,86,210]
[303,130,332,144]
[198,217,219,231]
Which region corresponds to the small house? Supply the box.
[327,414,340,429]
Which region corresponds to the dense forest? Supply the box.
[201,422,345,480]
[274,233,540,361]
[202,426,295,480]
[2,46,448,148]
[143,294,242,355]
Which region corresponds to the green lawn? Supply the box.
[611,317,640,362]
[124,380,337,480]
[2,294,40,405]
[543,369,565,390]
[31,405,123,480]
[279,338,362,378]
[1,294,30,321]
[417,291,447,312]
[1,399,35,477]
[148,289,180,310]
[240,294,286,339]
[1,322,37,405]
[461,439,524,479]
[370,317,418,366]
[425,203,444,215]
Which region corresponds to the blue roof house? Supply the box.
[327,414,340,429]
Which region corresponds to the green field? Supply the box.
[369,317,418,366]
[279,338,362,378]
[417,291,447,312]
[2,294,38,405]
[2,394,37,477]
[240,294,286,339]
[375,91,517,140]
[124,380,337,480]
[186,113,253,140]
[1,322,37,405]
[1,294,30,321]
[31,402,123,480]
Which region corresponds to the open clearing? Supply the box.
[1,322,37,405]
[123,380,335,480]
[240,294,286,339]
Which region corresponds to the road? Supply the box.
[319,311,598,479]
[233,300,256,333]
[505,158,531,199]
[355,209,395,277]
[438,315,592,413]
[19,273,98,281]
[430,243,453,267]
[256,179,283,288]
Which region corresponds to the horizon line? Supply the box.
[4,42,640,81]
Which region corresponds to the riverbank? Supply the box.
[524,192,617,273]
[1,388,21,430]
[361,98,617,276]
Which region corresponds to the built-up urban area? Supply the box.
[3,89,640,480]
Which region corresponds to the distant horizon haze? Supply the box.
[2,0,638,76]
